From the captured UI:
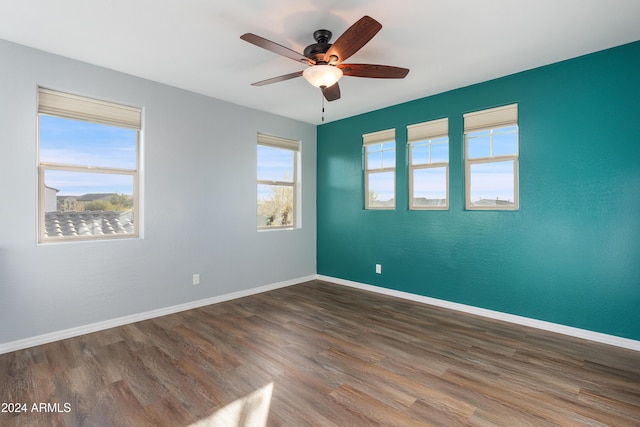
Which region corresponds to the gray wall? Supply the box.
[0,40,317,345]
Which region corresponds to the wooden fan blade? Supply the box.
[324,16,382,64]
[339,63,410,79]
[241,33,314,65]
[251,71,303,86]
[322,83,341,101]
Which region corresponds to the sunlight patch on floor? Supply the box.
[190,382,274,427]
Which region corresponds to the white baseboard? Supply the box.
[316,275,640,352]
[0,275,315,355]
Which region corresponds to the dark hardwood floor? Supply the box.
[2,280,639,426]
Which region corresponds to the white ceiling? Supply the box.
[1,0,639,125]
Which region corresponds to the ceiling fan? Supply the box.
[240,16,409,102]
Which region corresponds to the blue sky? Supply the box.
[469,160,515,201]
[467,126,518,201]
[467,126,518,159]
[410,137,449,200]
[40,115,136,196]
[257,145,294,202]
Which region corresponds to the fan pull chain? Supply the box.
[321,90,325,122]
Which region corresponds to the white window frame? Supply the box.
[464,104,519,210]
[37,88,142,243]
[257,133,300,230]
[363,128,396,210]
[407,118,449,210]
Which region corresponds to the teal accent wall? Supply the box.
[317,41,640,340]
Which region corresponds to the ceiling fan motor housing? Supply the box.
[304,29,333,63]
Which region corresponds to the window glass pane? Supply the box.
[411,138,449,165]
[411,143,429,165]
[44,170,134,209]
[498,125,518,133]
[257,184,293,227]
[366,143,382,153]
[469,160,515,207]
[365,137,395,209]
[43,170,135,238]
[367,152,382,170]
[382,149,395,169]
[366,142,395,170]
[257,145,294,182]
[382,141,395,151]
[40,115,137,169]
[492,130,518,156]
[467,132,490,159]
[368,171,394,207]
[412,167,447,207]
[430,140,449,163]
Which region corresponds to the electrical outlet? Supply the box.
[192,274,200,285]
[375,264,382,274]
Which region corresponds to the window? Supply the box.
[464,104,518,210]
[408,118,449,209]
[38,88,142,242]
[257,133,299,229]
[363,129,396,209]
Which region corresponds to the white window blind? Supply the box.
[464,103,518,133]
[38,87,141,130]
[363,128,396,146]
[407,118,448,142]
[257,133,300,151]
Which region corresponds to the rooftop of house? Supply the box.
[44,210,134,239]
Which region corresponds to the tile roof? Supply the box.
[44,210,134,238]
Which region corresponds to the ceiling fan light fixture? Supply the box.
[302,65,343,88]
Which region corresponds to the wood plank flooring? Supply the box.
[1,280,639,426]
